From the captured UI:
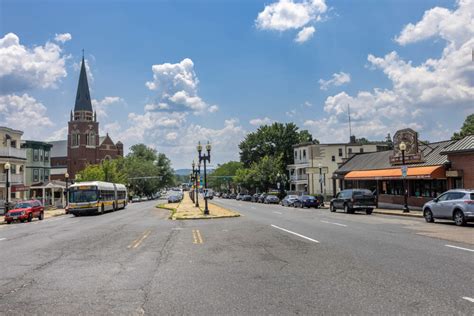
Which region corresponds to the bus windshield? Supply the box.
[69,189,98,203]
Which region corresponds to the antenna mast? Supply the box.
[348,104,352,139]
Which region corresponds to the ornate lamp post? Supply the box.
[65,172,69,208]
[192,160,200,208]
[4,162,11,212]
[318,162,323,195]
[197,141,211,215]
[399,141,409,213]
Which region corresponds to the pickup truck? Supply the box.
[330,189,377,215]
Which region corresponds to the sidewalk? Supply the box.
[158,193,240,220]
[1,208,66,224]
[373,208,423,218]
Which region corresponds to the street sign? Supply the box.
[401,166,407,178]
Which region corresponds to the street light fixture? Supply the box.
[4,162,11,212]
[399,142,409,213]
[191,160,200,207]
[197,141,211,215]
[65,172,69,208]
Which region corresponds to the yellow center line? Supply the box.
[192,229,198,244]
[196,230,203,244]
[128,230,152,249]
[192,229,203,244]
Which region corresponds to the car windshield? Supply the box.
[69,190,98,203]
[14,202,32,209]
[353,190,372,196]
[302,196,315,200]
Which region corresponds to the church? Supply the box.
[49,56,123,181]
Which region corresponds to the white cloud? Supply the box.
[295,26,316,43]
[92,96,124,118]
[0,94,53,138]
[0,33,68,94]
[312,0,474,142]
[46,126,68,141]
[255,0,327,42]
[319,72,351,90]
[54,33,72,43]
[249,117,274,126]
[145,58,217,114]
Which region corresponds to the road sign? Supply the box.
[401,166,407,178]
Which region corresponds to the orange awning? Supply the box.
[345,166,445,180]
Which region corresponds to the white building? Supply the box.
[288,137,390,197]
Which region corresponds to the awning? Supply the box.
[345,166,445,180]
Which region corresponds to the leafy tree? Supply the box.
[452,114,474,140]
[77,164,106,182]
[208,161,242,192]
[234,155,283,193]
[239,122,314,172]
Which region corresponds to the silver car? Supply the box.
[422,189,474,226]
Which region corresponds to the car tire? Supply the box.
[6,221,11,224]
[424,208,434,223]
[344,204,352,214]
[330,203,336,212]
[39,212,44,220]
[453,209,467,226]
[113,202,116,212]
[366,208,373,215]
[27,213,33,222]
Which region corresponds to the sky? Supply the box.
[0,0,473,169]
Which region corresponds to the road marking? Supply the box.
[445,245,474,253]
[192,229,203,244]
[0,238,6,241]
[462,297,474,303]
[273,211,282,214]
[271,224,319,243]
[128,230,151,249]
[320,220,347,227]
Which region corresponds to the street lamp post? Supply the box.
[189,171,195,203]
[399,142,409,213]
[192,160,200,208]
[4,162,11,212]
[197,141,211,215]
[318,163,323,195]
[65,172,69,208]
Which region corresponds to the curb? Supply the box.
[373,210,423,218]
[172,214,241,220]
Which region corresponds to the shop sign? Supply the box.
[389,128,424,165]
[401,166,407,178]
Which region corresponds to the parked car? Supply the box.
[422,189,474,226]
[264,195,280,204]
[168,194,182,203]
[294,195,320,208]
[242,195,252,201]
[281,195,299,207]
[4,200,44,224]
[236,193,244,201]
[131,196,141,203]
[257,193,267,203]
[229,193,237,199]
[203,189,214,200]
[314,194,325,207]
[251,193,260,202]
[329,189,376,214]
[222,193,228,199]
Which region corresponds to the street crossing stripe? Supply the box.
[271,224,319,243]
[445,245,474,253]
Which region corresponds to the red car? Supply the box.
[4,200,44,224]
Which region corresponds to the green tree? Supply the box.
[239,122,314,172]
[77,164,106,182]
[208,161,242,192]
[234,155,283,193]
[452,114,474,140]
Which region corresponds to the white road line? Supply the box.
[462,297,474,303]
[320,220,347,227]
[0,238,6,241]
[273,211,282,214]
[271,224,319,243]
[445,245,474,253]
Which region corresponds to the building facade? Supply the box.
[288,137,389,196]
[0,126,27,208]
[50,56,123,180]
[22,141,53,188]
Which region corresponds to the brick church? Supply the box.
[50,56,123,181]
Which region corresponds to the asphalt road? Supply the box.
[0,197,473,315]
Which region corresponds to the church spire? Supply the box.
[74,54,93,113]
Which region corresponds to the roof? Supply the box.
[74,57,93,112]
[0,126,23,135]
[293,141,389,149]
[336,139,454,174]
[440,135,474,154]
[48,140,67,157]
[22,140,53,149]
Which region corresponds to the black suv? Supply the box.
[330,189,376,215]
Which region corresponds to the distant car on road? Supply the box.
[264,195,280,204]
[330,189,376,215]
[294,195,320,208]
[422,189,474,226]
[4,200,44,224]
[132,196,141,203]
[281,195,299,207]
[168,194,182,203]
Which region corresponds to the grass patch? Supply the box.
[156,203,179,219]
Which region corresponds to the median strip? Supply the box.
[271,224,319,243]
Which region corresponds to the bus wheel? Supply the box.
[113,202,116,211]
[100,204,105,214]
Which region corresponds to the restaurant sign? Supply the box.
[389,128,424,165]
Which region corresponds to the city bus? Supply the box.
[68,181,127,216]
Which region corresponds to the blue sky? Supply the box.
[1,0,472,169]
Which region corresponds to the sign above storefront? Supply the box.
[389,128,424,165]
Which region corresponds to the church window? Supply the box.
[71,131,80,147]
[86,131,95,146]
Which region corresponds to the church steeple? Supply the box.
[74,54,93,113]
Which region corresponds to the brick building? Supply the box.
[50,56,123,181]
